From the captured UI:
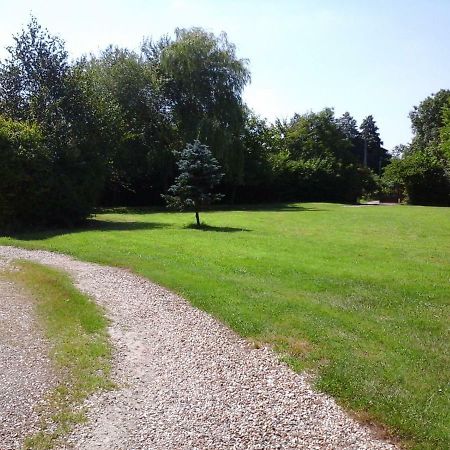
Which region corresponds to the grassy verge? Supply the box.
[1,203,449,449]
[6,261,113,450]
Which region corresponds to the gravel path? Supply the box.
[0,246,397,450]
[0,265,56,450]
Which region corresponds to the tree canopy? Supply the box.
[0,18,110,227]
[409,89,450,150]
[382,90,450,205]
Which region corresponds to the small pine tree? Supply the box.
[163,140,224,226]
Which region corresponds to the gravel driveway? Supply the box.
[0,267,56,450]
[0,246,397,450]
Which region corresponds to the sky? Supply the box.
[1,0,449,149]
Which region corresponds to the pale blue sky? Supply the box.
[1,0,449,149]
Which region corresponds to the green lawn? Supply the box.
[1,203,449,449]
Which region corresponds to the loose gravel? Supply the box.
[0,246,397,450]
[0,265,56,450]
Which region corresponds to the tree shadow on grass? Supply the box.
[6,219,170,241]
[184,223,251,233]
[96,206,166,215]
[98,203,327,215]
[212,203,326,213]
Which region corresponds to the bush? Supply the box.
[382,151,450,206]
[0,117,53,231]
[0,113,107,232]
[270,153,364,203]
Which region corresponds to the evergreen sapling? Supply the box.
[163,140,224,226]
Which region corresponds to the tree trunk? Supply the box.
[195,211,200,227]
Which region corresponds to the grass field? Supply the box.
[5,261,112,449]
[1,203,449,449]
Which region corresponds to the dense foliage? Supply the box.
[0,18,110,228]
[0,116,51,230]
[382,90,450,205]
[81,46,175,205]
[0,18,448,229]
[271,109,363,203]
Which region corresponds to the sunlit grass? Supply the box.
[1,203,449,449]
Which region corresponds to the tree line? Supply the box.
[384,90,450,206]
[0,18,449,230]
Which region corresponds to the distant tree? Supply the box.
[336,112,364,161]
[391,144,409,158]
[163,140,224,227]
[439,100,450,161]
[383,150,449,205]
[285,108,352,161]
[382,91,450,206]
[409,89,450,150]
[360,115,390,173]
[269,109,366,202]
[237,110,278,201]
[360,115,381,144]
[360,115,381,167]
[0,16,69,123]
[337,112,360,141]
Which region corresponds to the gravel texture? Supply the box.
[0,264,56,450]
[0,246,397,450]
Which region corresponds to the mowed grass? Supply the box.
[5,261,112,449]
[1,203,449,449]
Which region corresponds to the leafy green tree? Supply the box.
[81,46,176,204]
[0,116,52,230]
[439,100,450,161]
[270,109,365,202]
[237,110,278,201]
[0,16,69,123]
[285,109,352,161]
[382,91,450,206]
[164,141,223,226]
[159,28,250,198]
[409,89,450,150]
[0,18,109,225]
[383,150,449,205]
[160,28,249,140]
